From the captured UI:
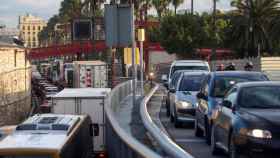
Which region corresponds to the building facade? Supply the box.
[19,14,46,48]
[0,42,31,126]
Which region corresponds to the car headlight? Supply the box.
[247,129,272,139]
[176,101,192,109]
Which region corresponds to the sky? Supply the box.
[0,0,233,28]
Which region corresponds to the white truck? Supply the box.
[73,60,108,88]
[51,88,111,155]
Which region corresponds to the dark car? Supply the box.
[211,82,280,158]
[195,71,269,145]
[169,71,208,127]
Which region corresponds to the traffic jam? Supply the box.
[162,60,279,158]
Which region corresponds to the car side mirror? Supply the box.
[169,88,176,93]
[197,92,208,100]
[161,74,168,82]
[163,82,169,89]
[222,100,232,109]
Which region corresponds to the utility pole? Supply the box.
[211,0,217,68]
[191,0,194,14]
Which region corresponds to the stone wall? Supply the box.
[0,45,31,126]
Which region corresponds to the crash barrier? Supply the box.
[105,80,161,158]
[140,83,194,158]
[211,57,280,81]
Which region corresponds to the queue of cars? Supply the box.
[163,60,279,158]
[32,71,61,112]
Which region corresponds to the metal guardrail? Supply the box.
[105,80,161,158]
[140,83,194,158]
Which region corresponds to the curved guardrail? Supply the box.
[140,83,194,158]
[105,80,161,158]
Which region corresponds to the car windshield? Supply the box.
[239,86,280,109]
[212,75,267,97]
[171,66,208,76]
[179,75,205,91]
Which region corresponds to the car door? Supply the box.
[197,75,210,128]
[169,73,180,115]
[216,88,238,147]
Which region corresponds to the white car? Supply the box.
[167,60,210,84]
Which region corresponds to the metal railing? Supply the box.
[105,80,161,158]
[140,83,194,158]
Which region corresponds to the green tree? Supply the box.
[159,14,208,58]
[230,0,280,56]
[152,0,171,20]
[171,0,184,14]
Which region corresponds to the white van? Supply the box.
[168,60,210,84]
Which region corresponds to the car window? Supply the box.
[212,75,267,98]
[239,86,280,109]
[201,75,210,96]
[170,72,181,89]
[178,75,205,91]
[171,66,208,76]
[224,88,238,104]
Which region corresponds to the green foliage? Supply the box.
[159,13,208,58]
[152,0,171,19]
[230,0,280,56]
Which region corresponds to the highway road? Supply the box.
[155,86,228,158]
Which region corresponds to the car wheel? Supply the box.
[166,99,170,117]
[205,119,211,145]
[174,111,181,128]
[211,125,222,155]
[170,107,174,122]
[194,118,203,137]
[229,134,241,158]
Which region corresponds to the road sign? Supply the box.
[124,47,140,65]
[105,5,133,47]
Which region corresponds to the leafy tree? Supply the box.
[230,0,280,56]
[159,14,208,58]
[171,0,184,14]
[152,0,171,20]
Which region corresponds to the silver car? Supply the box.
[170,71,208,128]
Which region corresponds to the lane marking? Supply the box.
[175,138,205,143]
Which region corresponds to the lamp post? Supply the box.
[138,28,145,95]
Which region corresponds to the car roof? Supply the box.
[235,81,280,88]
[182,71,209,76]
[172,60,209,66]
[212,71,265,77]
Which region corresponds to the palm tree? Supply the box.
[230,0,280,56]
[152,0,170,20]
[171,0,184,14]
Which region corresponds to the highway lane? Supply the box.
[156,86,228,158]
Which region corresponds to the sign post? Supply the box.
[105,4,136,105]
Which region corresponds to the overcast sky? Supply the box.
[0,0,233,28]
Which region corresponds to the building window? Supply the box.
[33,42,36,47]
[38,26,41,30]
[28,26,30,30]
[33,37,36,41]
[22,26,25,30]
[28,32,30,35]
[33,26,35,30]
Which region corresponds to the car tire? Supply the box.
[166,99,170,117]
[174,111,181,128]
[194,118,203,137]
[211,125,222,155]
[205,118,211,145]
[170,108,174,122]
[229,134,241,158]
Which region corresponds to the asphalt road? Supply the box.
[157,86,228,158]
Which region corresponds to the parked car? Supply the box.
[169,71,208,127]
[167,60,210,85]
[195,71,269,144]
[211,82,280,158]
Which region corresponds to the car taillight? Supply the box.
[96,152,107,158]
